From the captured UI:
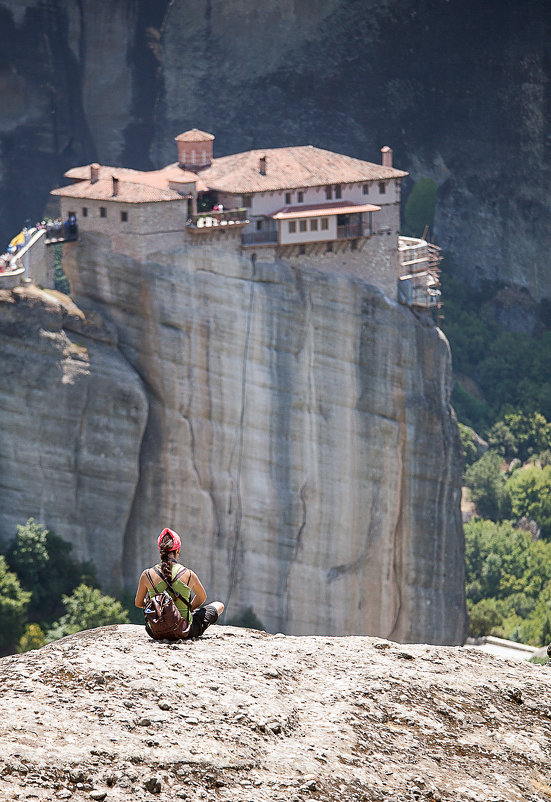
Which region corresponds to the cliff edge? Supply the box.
[1,625,551,802]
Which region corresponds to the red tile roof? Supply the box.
[271,201,381,219]
[175,129,215,142]
[51,178,186,204]
[197,145,407,194]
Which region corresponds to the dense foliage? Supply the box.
[0,520,130,654]
[465,519,551,645]
[439,268,551,434]
[0,556,31,655]
[438,259,551,646]
[46,584,129,642]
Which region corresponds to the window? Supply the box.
[362,184,369,195]
[242,195,252,207]
[285,192,292,204]
[82,207,88,217]
[335,185,342,199]
[299,244,306,255]
[256,220,262,231]
[100,207,107,218]
[310,219,318,231]
[379,182,386,194]
[326,242,333,253]
[297,191,304,203]
[288,221,296,233]
[321,217,329,230]
[299,220,307,232]
[121,211,128,222]
[325,187,332,200]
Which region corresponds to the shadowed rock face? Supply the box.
[0,286,148,587]
[1,625,550,801]
[59,234,466,644]
[0,0,549,301]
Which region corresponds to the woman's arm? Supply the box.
[187,571,207,610]
[135,571,149,608]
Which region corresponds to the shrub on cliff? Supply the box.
[46,584,129,642]
[0,556,31,655]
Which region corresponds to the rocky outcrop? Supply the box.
[1,624,551,802]
[58,234,465,644]
[0,0,549,302]
[0,285,148,587]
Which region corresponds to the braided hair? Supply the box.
[159,533,175,586]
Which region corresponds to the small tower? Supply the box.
[175,129,215,171]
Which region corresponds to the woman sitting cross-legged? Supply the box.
[135,528,224,639]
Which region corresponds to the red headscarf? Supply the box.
[157,528,181,552]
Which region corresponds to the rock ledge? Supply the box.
[1,624,551,801]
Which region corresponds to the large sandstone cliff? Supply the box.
[1,625,551,802]
[0,285,148,587]
[46,233,467,644]
[0,0,549,301]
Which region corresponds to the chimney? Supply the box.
[112,176,119,197]
[90,163,100,183]
[259,154,267,176]
[381,146,393,168]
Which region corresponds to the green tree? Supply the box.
[506,465,551,538]
[46,584,129,642]
[18,623,46,653]
[403,178,437,238]
[0,556,31,655]
[488,411,551,462]
[464,451,511,521]
[467,598,503,638]
[6,519,97,624]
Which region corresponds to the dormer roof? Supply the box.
[175,129,215,142]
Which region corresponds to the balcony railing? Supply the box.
[188,208,249,229]
[398,236,428,267]
[337,223,363,239]
[241,230,278,246]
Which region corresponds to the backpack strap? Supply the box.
[145,569,157,590]
[149,564,192,612]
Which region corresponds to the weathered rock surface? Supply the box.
[58,234,465,644]
[1,624,551,802]
[0,0,549,302]
[0,285,148,586]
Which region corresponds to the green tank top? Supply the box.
[147,562,192,622]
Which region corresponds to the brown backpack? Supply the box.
[144,567,192,641]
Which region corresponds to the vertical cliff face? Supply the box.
[0,286,148,586]
[61,236,466,644]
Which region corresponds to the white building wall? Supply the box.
[217,179,401,220]
[279,216,337,245]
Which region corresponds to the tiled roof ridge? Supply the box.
[175,129,215,142]
[51,176,186,203]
